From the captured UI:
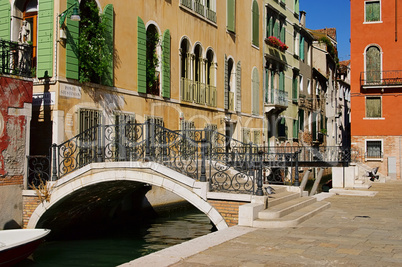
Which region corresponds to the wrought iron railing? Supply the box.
[27,122,353,195]
[0,39,33,78]
[361,70,402,87]
[194,1,205,16]
[206,8,217,23]
[180,0,192,9]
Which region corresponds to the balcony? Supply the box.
[194,1,205,16]
[264,89,288,113]
[361,70,402,89]
[181,77,217,107]
[180,0,192,9]
[206,8,217,23]
[206,85,217,107]
[0,40,34,78]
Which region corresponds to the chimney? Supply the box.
[300,11,306,27]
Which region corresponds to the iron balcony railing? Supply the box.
[181,77,217,107]
[180,0,192,9]
[206,8,217,23]
[361,70,402,87]
[194,1,205,16]
[0,39,33,78]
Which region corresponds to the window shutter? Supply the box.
[279,71,284,91]
[38,0,54,78]
[242,128,250,143]
[252,0,259,46]
[162,29,171,98]
[264,68,269,103]
[295,0,299,14]
[224,55,229,109]
[252,68,259,115]
[292,74,298,100]
[137,17,147,93]
[280,23,285,43]
[268,15,273,37]
[227,0,236,32]
[293,119,299,139]
[273,19,278,38]
[0,0,10,40]
[312,113,317,141]
[236,61,241,112]
[300,36,305,61]
[103,4,114,86]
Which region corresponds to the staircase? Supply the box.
[353,162,388,188]
[239,186,330,228]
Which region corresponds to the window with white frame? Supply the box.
[366,140,382,159]
[365,1,381,22]
[366,96,382,118]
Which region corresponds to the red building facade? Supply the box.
[351,0,402,179]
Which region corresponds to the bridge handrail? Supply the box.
[27,122,355,195]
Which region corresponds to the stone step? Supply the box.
[252,201,331,228]
[265,190,300,208]
[258,197,317,219]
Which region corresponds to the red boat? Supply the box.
[0,229,50,266]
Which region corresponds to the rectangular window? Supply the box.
[292,73,298,101]
[299,75,303,92]
[298,109,304,131]
[299,36,305,61]
[366,96,382,118]
[366,140,382,158]
[307,79,311,94]
[365,1,381,22]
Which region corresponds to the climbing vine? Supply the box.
[78,0,112,84]
[146,28,160,95]
[319,36,339,66]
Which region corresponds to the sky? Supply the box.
[300,0,351,62]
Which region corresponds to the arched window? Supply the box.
[146,24,160,95]
[252,0,259,47]
[180,38,191,101]
[193,44,203,103]
[206,49,216,107]
[225,57,235,111]
[366,45,381,84]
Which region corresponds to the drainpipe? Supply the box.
[396,0,398,42]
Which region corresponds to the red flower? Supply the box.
[265,36,288,52]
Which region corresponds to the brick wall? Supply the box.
[208,200,247,227]
[0,175,23,186]
[23,195,41,228]
[352,135,401,180]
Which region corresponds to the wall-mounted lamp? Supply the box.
[59,0,81,27]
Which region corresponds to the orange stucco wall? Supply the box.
[350,0,402,136]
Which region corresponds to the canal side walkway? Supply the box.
[121,181,402,266]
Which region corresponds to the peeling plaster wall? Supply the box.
[0,75,33,229]
[0,76,32,181]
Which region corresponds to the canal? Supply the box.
[16,204,215,266]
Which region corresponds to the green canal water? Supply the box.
[16,205,215,267]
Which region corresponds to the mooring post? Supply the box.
[256,150,264,196]
[145,121,150,161]
[51,143,58,181]
[200,138,207,182]
[97,124,103,162]
[294,150,300,186]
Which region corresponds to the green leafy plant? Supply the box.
[78,0,112,84]
[146,28,160,94]
[319,36,339,65]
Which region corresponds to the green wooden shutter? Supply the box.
[224,55,229,109]
[137,17,146,93]
[268,15,273,37]
[279,71,284,91]
[300,36,305,61]
[252,68,259,115]
[103,4,114,86]
[38,0,54,78]
[227,0,235,32]
[295,0,299,14]
[0,0,10,40]
[273,19,278,38]
[293,119,298,139]
[292,74,298,100]
[65,0,78,79]
[162,29,171,98]
[280,23,285,43]
[252,0,259,46]
[236,61,241,112]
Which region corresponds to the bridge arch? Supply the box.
[27,162,228,231]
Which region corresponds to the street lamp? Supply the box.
[59,0,81,27]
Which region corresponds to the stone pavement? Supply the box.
[121,181,402,267]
